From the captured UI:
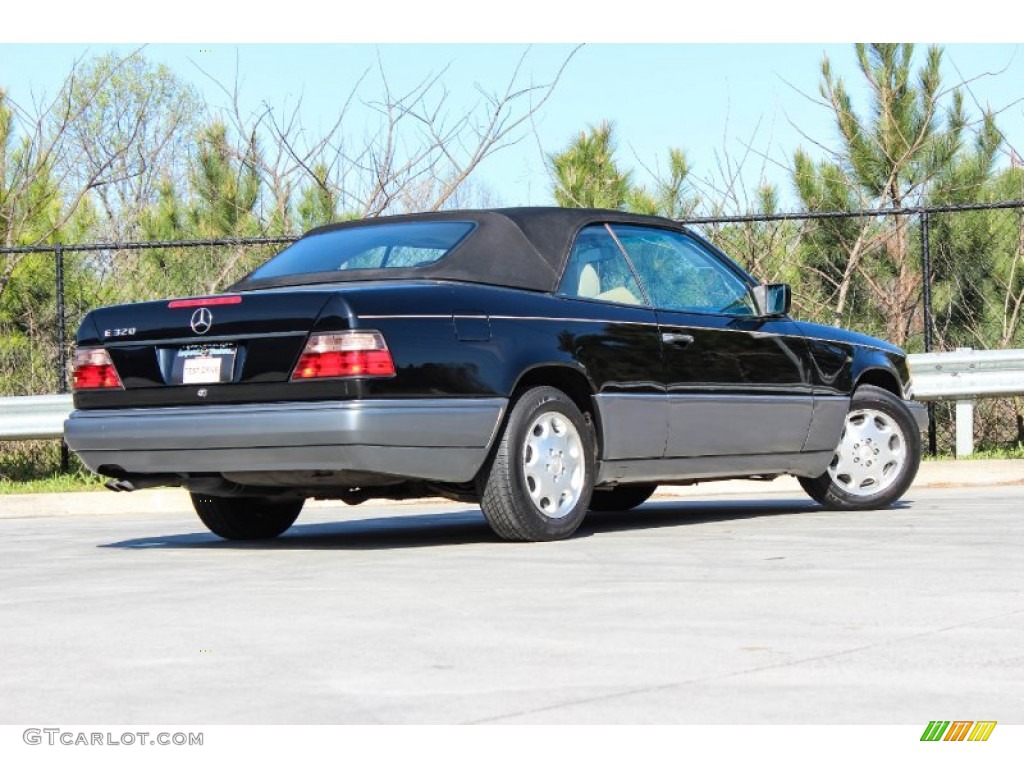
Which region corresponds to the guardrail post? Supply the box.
[921,211,933,353]
[920,211,938,456]
[55,244,69,474]
[955,400,975,456]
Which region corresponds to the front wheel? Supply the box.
[191,493,304,540]
[478,386,596,541]
[799,385,921,510]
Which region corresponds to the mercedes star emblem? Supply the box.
[190,307,213,335]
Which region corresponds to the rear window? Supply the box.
[248,221,475,280]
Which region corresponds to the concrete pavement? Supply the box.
[0,484,1022,724]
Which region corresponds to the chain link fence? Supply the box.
[3,203,1024,480]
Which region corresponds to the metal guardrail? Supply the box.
[0,395,73,441]
[908,349,1024,456]
[908,349,1024,400]
[1,348,1021,457]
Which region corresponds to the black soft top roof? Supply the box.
[234,207,686,293]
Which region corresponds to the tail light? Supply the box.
[72,347,123,390]
[291,331,396,380]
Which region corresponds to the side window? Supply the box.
[609,225,756,315]
[558,225,646,306]
[338,244,449,270]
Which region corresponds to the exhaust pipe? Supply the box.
[102,472,288,498]
[103,475,181,493]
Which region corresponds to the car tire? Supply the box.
[798,385,921,510]
[589,484,657,512]
[479,386,596,542]
[191,493,304,540]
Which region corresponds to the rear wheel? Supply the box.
[799,385,921,510]
[479,386,595,541]
[589,484,657,512]
[191,493,304,540]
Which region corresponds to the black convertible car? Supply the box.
[65,208,926,542]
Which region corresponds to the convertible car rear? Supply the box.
[65,208,927,541]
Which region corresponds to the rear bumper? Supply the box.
[65,398,507,483]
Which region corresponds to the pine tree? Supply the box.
[296,163,337,231]
[550,122,695,217]
[550,122,633,210]
[793,44,1002,346]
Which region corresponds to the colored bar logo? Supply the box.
[921,721,997,741]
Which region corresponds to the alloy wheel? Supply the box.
[521,410,585,519]
[827,408,907,497]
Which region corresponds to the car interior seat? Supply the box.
[577,262,601,298]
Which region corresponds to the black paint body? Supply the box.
[70,208,914,496]
[75,282,909,406]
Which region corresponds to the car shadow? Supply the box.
[99,497,909,552]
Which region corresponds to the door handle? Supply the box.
[661,332,695,347]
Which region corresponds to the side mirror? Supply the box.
[752,283,791,316]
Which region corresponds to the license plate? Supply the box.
[170,345,236,385]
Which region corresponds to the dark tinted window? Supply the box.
[248,221,475,280]
[558,225,646,305]
[610,225,756,315]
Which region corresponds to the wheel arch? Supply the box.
[854,366,902,398]
[509,364,602,452]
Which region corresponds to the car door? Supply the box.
[608,224,813,459]
[556,224,668,462]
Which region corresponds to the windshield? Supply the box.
[247,221,476,281]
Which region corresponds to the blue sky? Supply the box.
[2,37,1022,211]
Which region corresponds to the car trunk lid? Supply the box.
[76,289,346,403]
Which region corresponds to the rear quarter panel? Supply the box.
[342,282,662,400]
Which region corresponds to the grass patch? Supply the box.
[0,472,107,495]
[0,441,106,492]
